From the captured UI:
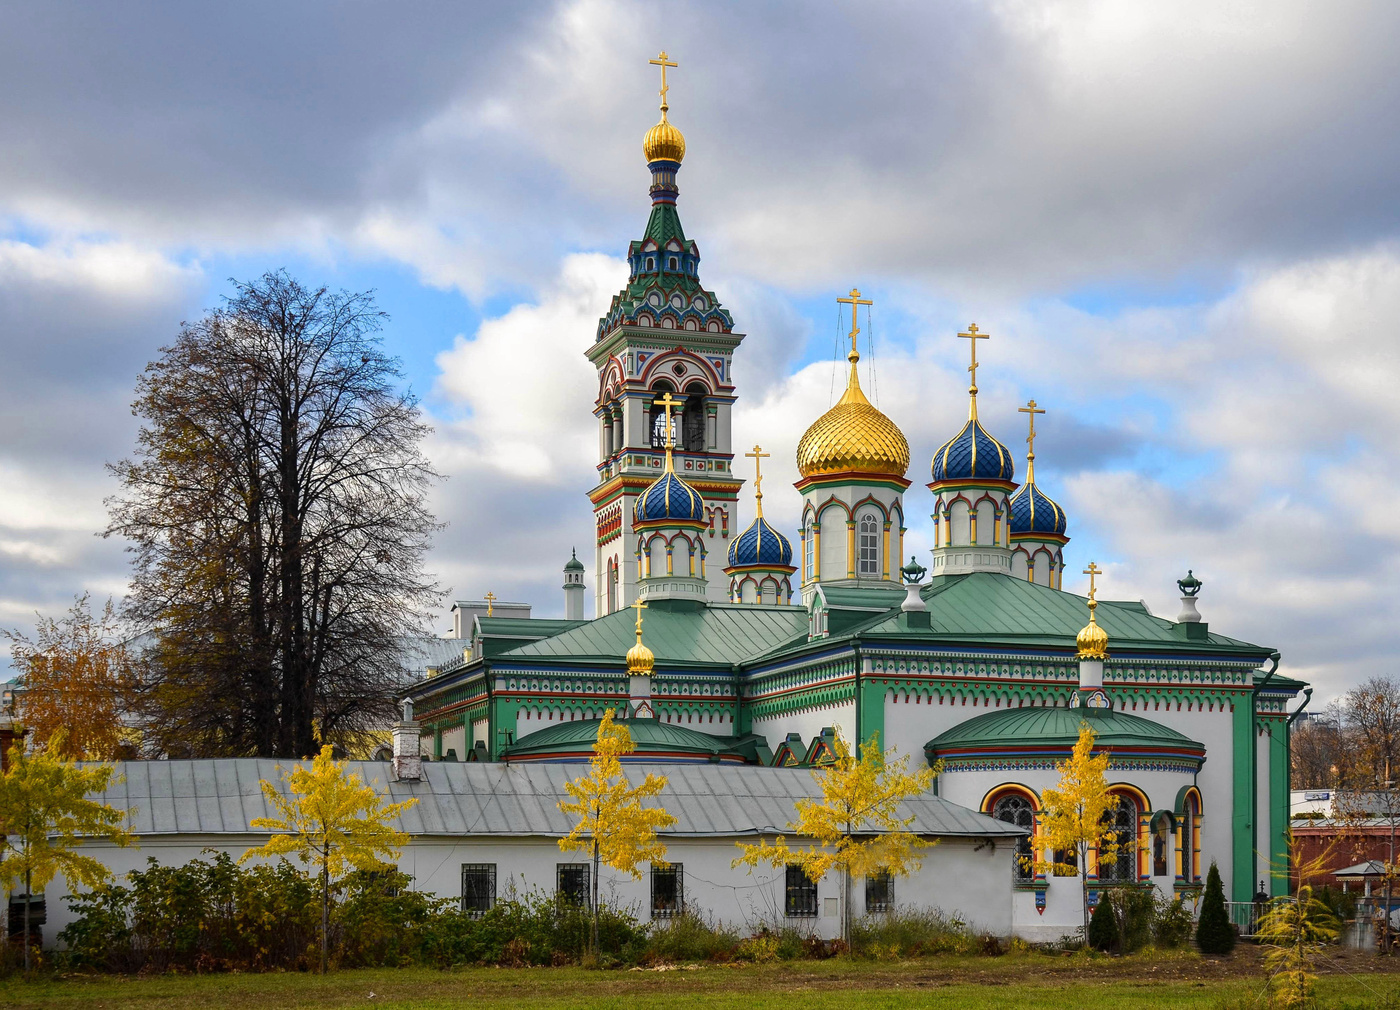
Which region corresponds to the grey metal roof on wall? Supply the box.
[91,760,1025,840]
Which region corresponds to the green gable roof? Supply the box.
[497,603,808,669]
[502,717,747,763]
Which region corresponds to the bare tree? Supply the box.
[107,271,441,758]
[1346,677,1400,954]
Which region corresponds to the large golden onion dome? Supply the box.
[796,357,910,479]
[643,112,686,164]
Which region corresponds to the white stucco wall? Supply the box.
[750,701,855,759]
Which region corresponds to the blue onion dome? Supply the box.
[728,515,794,568]
[931,418,1015,483]
[634,468,705,525]
[1008,480,1067,535]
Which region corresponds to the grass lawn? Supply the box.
[1,950,1397,1010]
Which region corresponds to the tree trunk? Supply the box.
[23,866,30,975]
[591,839,601,956]
[321,851,329,973]
[843,864,852,947]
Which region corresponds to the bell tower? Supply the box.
[586,52,744,613]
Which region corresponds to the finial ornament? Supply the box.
[1018,399,1046,482]
[744,445,770,518]
[958,323,989,420]
[1177,569,1203,597]
[483,591,496,617]
[626,596,655,676]
[901,556,927,585]
[1076,562,1109,659]
[649,51,678,115]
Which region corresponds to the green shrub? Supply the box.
[644,910,741,962]
[1153,896,1195,948]
[849,906,978,957]
[1196,861,1236,955]
[1088,895,1120,952]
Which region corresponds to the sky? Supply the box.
[0,0,1395,706]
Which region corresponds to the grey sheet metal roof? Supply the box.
[92,760,1025,840]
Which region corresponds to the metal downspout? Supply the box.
[1251,651,1280,900]
[1283,687,1313,891]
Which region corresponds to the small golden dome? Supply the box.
[626,637,655,676]
[1076,607,1109,660]
[643,113,686,164]
[796,363,910,478]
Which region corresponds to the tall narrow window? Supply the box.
[865,871,893,913]
[784,864,818,917]
[1098,799,1138,883]
[557,863,591,909]
[651,863,683,918]
[461,864,496,916]
[606,560,617,615]
[1153,816,1169,876]
[804,524,815,582]
[858,513,879,575]
[992,794,1035,883]
[683,385,707,451]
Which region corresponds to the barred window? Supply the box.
[865,871,893,914]
[557,863,591,909]
[1098,798,1138,883]
[651,863,683,918]
[992,794,1035,883]
[461,864,495,916]
[785,864,817,917]
[858,513,879,575]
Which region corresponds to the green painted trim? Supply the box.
[1268,717,1289,897]
[1232,697,1254,903]
[492,694,517,761]
[859,672,886,752]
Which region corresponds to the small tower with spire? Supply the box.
[562,548,586,620]
[928,324,1017,577]
[625,596,656,719]
[1008,399,1069,588]
[794,289,911,603]
[724,445,797,604]
[1071,562,1112,711]
[587,51,744,615]
[632,391,710,604]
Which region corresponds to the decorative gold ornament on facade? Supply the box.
[796,289,910,479]
[643,51,686,164]
[625,596,655,676]
[1076,561,1110,659]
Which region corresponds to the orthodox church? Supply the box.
[405,55,1307,938]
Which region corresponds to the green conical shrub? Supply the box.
[1196,861,1236,955]
[1088,893,1120,952]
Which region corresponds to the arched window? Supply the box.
[646,256,655,271]
[649,382,676,449]
[1180,793,1200,881]
[804,522,815,582]
[683,383,707,451]
[1098,797,1138,883]
[1152,813,1171,877]
[992,794,1035,883]
[606,560,617,615]
[858,512,880,576]
[668,256,678,271]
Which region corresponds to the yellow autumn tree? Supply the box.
[733,729,936,943]
[241,745,417,973]
[558,708,676,953]
[0,731,135,971]
[1032,723,1123,941]
[3,594,138,759]
[1257,833,1341,1009]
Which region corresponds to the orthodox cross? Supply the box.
[745,445,770,516]
[958,323,989,395]
[836,288,873,363]
[1082,562,1102,605]
[1019,399,1046,478]
[655,390,682,460]
[483,591,496,617]
[631,595,648,639]
[649,51,677,113]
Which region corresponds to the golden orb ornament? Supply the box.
[643,115,686,164]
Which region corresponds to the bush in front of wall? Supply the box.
[1088,894,1120,952]
[1195,861,1236,955]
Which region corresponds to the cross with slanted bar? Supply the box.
[649,51,677,113]
[654,390,682,455]
[1082,562,1102,604]
[745,445,770,516]
[958,323,989,394]
[631,595,648,637]
[1019,399,1046,478]
[483,591,496,617]
[836,288,873,362]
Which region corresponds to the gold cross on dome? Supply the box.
[649,51,678,113]
[745,445,770,516]
[631,595,648,638]
[483,591,496,617]
[1019,399,1046,457]
[1082,562,1102,604]
[958,323,990,394]
[654,390,682,455]
[836,288,873,363]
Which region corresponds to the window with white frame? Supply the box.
[858,513,880,575]
[804,523,815,581]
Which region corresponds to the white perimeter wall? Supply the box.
[45,832,1011,944]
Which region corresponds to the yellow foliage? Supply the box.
[732,730,935,936]
[557,709,676,879]
[1257,832,1342,1009]
[1031,724,1122,877]
[242,745,416,879]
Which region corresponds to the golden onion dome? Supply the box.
[1076,607,1109,660]
[643,112,686,164]
[796,360,910,479]
[626,636,655,676]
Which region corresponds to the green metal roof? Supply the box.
[495,603,807,669]
[925,706,1204,754]
[502,717,745,762]
[478,618,582,639]
[792,573,1273,658]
